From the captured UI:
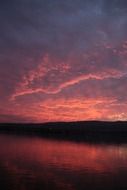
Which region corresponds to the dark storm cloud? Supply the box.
[0,0,127,50]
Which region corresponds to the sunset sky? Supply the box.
[0,0,127,122]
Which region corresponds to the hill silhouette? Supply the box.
[0,121,127,143]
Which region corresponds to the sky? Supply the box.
[0,0,127,123]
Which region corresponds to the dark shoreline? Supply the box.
[0,121,127,143]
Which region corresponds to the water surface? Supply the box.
[0,133,127,190]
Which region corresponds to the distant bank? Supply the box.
[0,121,127,143]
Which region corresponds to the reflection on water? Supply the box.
[0,134,127,189]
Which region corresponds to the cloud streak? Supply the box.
[0,0,127,122]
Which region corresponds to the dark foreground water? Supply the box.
[0,134,127,190]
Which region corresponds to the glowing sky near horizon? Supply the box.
[0,0,127,122]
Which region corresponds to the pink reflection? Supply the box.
[0,134,127,174]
